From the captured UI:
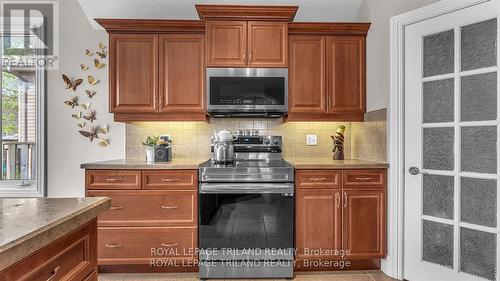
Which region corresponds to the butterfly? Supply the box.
[98,139,109,147]
[82,110,96,123]
[79,126,99,142]
[85,90,96,99]
[87,75,98,85]
[98,125,109,134]
[62,74,83,91]
[96,50,107,59]
[98,42,106,50]
[71,112,82,120]
[80,64,89,71]
[94,59,105,69]
[64,96,78,108]
[80,102,91,110]
[77,122,86,128]
[85,49,93,56]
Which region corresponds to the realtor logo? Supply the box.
[1,0,59,69]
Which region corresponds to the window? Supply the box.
[0,24,46,197]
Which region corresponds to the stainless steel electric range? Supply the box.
[198,135,295,280]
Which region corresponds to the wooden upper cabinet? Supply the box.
[296,189,342,260]
[206,20,287,67]
[206,21,247,67]
[289,36,326,113]
[110,34,158,113]
[247,22,287,67]
[343,189,386,259]
[159,34,205,112]
[326,36,365,115]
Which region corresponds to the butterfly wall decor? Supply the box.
[85,90,96,99]
[82,110,96,123]
[62,74,83,91]
[79,126,99,142]
[81,102,91,110]
[64,96,78,108]
[65,42,110,147]
[87,75,98,85]
[94,59,105,69]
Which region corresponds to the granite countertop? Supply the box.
[0,197,110,271]
[284,158,388,169]
[80,158,209,170]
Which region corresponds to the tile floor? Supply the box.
[99,270,397,281]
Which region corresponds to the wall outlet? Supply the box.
[306,135,317,146]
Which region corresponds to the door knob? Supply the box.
[408,167,427,175]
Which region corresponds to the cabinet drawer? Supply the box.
[1,220,97,281]
[296,170,340,189]
[87,190,197,227]
[98,227,197,265]
[86,170,141,190]
[142,170,197,190]
[342,170,386,188]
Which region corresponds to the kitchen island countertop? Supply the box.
[284,158,388,169]
[0,197,110,271]
[80,158,208,170]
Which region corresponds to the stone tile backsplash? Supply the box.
[126,109,387,162]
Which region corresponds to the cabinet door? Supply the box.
[206,21,247,67]
[326,37,365,115]
[296,189,342,260]
[109,34,158,113]
[343,189,386,259]
[247,21,288,67]
[159,34,205,113]
[289,36,326,113]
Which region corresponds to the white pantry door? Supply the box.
[405,1,500,281]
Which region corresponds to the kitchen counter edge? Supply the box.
[0,197,111,271]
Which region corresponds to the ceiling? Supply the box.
[78,0,365,29]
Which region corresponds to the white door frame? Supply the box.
[387,0,492,279]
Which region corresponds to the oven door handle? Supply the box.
[199,183,294,194]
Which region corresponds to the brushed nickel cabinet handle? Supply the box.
[161,243,179,247]
[161,205,179,209]
[343,192,348,208]
[243,52,246,61]
[105,243,122,248]
[46,265,61,281]
[249,52,252,61]
[110,206,123,210]
[355,177,373,181]
[161,178,179,182]
[105,177,123,182]
[335,192,340,208]
[309,177,327,181]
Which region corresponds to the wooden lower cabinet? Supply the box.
[296,189,341,260]
[343,189,386,259]
[85,169,198,272]
[295,169,387,265]
[0,219,98,281]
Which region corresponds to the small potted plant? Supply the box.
[142,136,159,163]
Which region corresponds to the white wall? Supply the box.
[357,0,439,112]
[46,0,125,197]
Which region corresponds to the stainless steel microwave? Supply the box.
[206,68,288,118]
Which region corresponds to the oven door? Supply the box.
[199,183,294,261]
[206,68,288,115]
